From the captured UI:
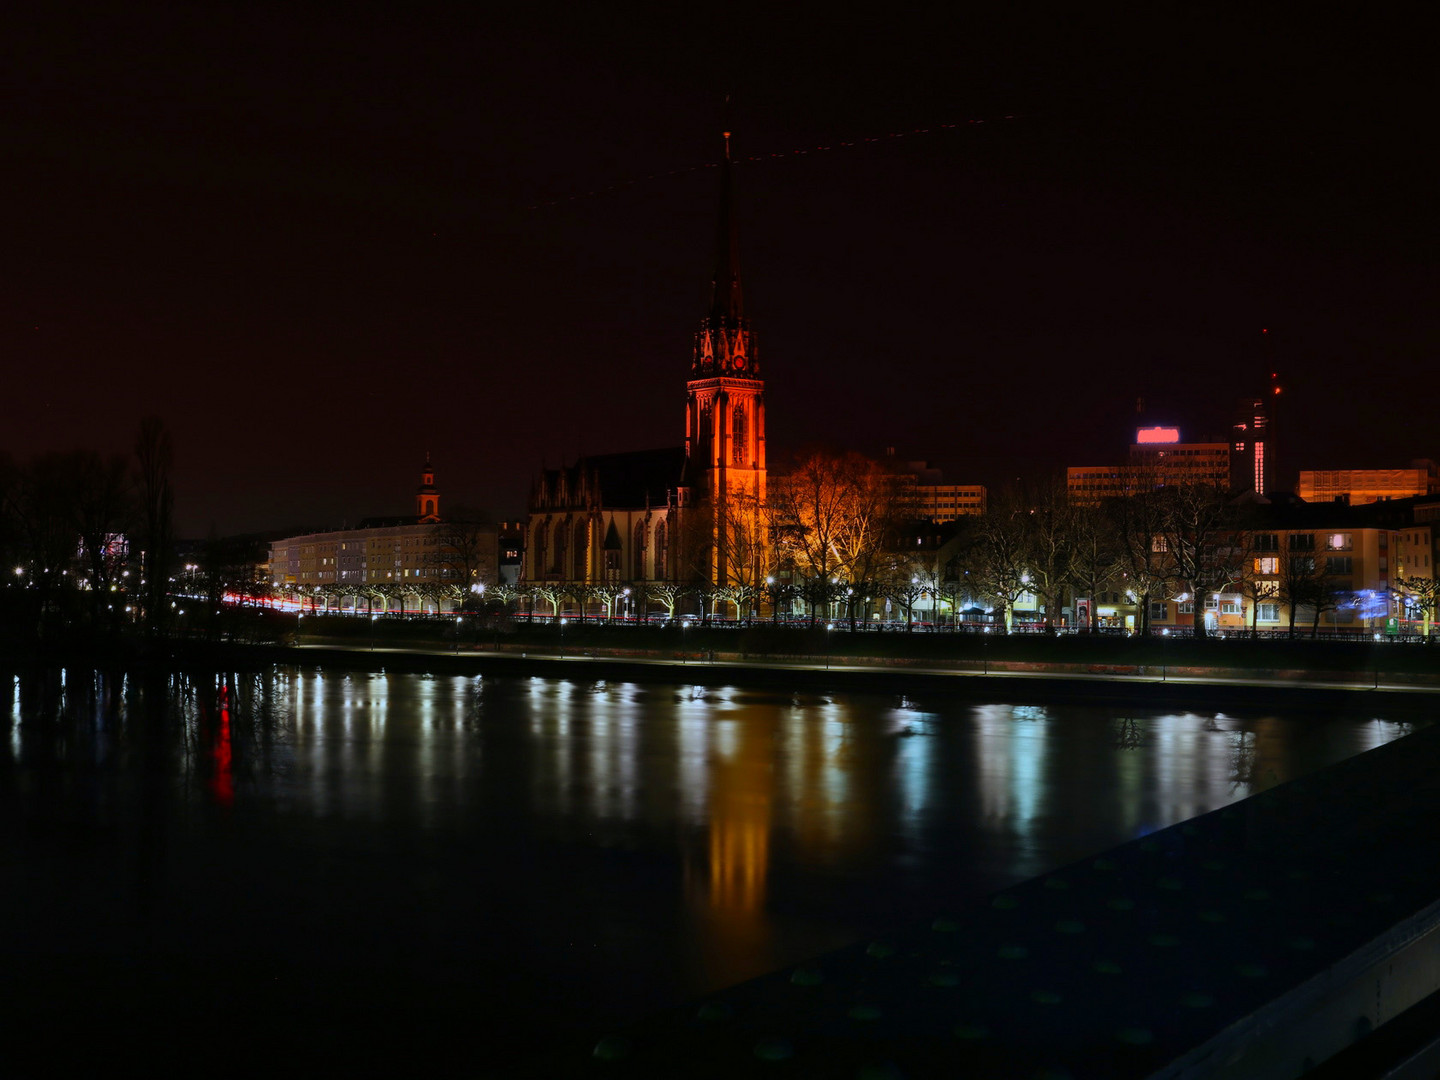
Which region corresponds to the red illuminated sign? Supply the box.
[1135,426,1181,444]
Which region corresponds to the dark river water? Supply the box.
[0,664,1421,1070]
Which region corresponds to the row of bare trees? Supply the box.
[1,419,177,634]
[964,476,1431,638]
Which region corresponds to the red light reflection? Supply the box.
[212,684,234,808]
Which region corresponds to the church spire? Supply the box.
[709,101,744,325]
[692,102,756,379]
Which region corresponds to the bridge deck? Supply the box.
[576,717,1440,1078]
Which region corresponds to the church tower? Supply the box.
[416,453,440,522]
[684,121,766,586]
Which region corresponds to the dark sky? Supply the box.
[6,3,1436,536]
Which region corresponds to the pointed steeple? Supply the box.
[692,102,757,379]
[709,104,744,325]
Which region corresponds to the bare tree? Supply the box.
[1237,532,1281,637]
[1068,502,1122,634]
[482,582,523,616]
[588,581,628,621]
[881,557,928,630]
[428,512,496,610]
[73,451,134,622]
[1019,477,1074,630]
[1393,576,1439,637]
[963,491,1033,633]
[904,547,947,630]
[772,449,910,625]
[529,581,567,620]
[6,452,88,630]
[646,582,685,619]
[134,418,175,633]
[1276,538,1325,639]
[1158,484,1243,641]
[1110,483,1173,636]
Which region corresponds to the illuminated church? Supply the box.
[522,127,767,600]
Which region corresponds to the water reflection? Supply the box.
[686,693,775,987]
[0,663,1423,1050]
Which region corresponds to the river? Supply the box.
[0,663,1420,1070]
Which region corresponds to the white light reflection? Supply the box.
[1361,718,1412,753]
[776,695,853,855]
[890,706,934,823]
[584,681,643,822]
[973,704,1050,842]
[676,690,710,827]
[548,681,575,816]
[453,676,472,730]
[9,674,20,762]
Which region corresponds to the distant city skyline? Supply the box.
[6,5,1435,536]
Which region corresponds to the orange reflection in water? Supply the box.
[686,714,775,989]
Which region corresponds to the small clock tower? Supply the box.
[416,453,440,522]
[684,123,766,586]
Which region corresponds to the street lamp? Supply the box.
[560,617,567,659]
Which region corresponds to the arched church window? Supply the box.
[573,520,588,581]
[533,521,547,577]
[732,406,747,465]
[654,520,668,580]
[632,520,646,580]
[699,402,714,465]
[551,519,567,576]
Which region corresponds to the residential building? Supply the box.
[878,452,987,521]
[268,459,497,613]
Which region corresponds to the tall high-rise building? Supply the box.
[1230,390,1272,495]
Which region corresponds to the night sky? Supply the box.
[7,4,1435,536]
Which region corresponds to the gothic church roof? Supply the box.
[530,447,686,512]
